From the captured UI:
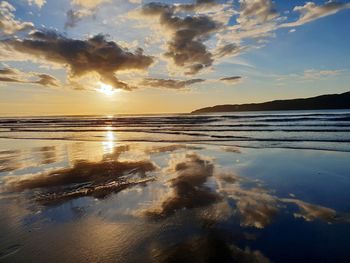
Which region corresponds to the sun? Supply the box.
[98,82,117,96]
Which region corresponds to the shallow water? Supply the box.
[0,111,350,262]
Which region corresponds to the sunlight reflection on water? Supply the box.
[102,127,116,154]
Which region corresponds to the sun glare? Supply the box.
[98,82,116,96]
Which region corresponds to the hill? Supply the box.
[191,91,350,114]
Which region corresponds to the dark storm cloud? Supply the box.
[0,67,60,87]
[140,78,205,89]
[1,30,154,90]
[140,2,222,75]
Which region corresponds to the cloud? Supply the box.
[237,0,278,28]
[65,0,110,28]
[0,67,17,76]
[65,9,93,28]
[139,2,222,75]
[219,0,280,44]
[140,78,205,89]
[220,76,242,85]
[175,0,219,12]
[214,43,243,59]
[34,74,60,86]
[0,1,34,35]
[128,0,142,4]
[275,68,344,84]
[303,69,344,80]
[71,0,111,9]
[1,30,154,90]
[281,1,350,28]
[27,0,46,9]
[0,66,60,87]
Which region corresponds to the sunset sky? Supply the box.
[0,0,349,115]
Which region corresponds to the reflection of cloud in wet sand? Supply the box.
[219,177,339,227]
[143,151,341,228]
[231,188,279,229]
[281,198,336,223]
[221,146,241,153]
[0,150,21,172]
[150,233,270,263]
[142,151,280,229]
[145,144,203,154]
[34,146,57,165]
[145,153,221,219]
[1,145,342,225]
[0,146,347,263]
[217,175,279,228]
[2,145,157,204]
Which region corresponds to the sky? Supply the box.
[0,0,349,116]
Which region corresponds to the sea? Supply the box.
[0,110,350,262]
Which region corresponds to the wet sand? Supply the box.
[0,139,350,262]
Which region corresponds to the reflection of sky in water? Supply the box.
[0,139,350,262]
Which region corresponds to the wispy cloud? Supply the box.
[26,0,46,9]
[140,78,205,90]
[0,66,60,87]
[220,76,243,85]
[280,1,350,28]
[303,69,345,80]
[275,68,345,84]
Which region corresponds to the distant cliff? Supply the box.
[191,91,350,114]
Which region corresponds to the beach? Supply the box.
[1,110,350,262]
